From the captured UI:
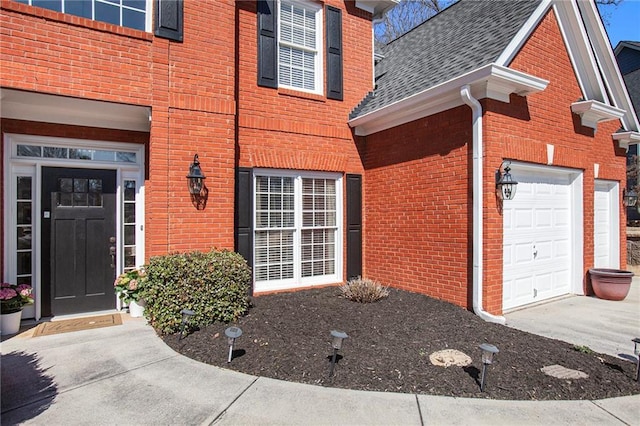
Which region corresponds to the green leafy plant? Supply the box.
[141,249,251,334]
[0,282,33,314]
[114,268,147,304]
[573,345,594,354]
[340,276,389,303]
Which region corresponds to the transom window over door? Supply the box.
[254,171,341,291]
[278,0,322,93]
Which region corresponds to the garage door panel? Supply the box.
[503,166,575,311]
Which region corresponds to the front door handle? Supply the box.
[109,245,116,268]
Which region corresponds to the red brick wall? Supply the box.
[361,107,473,308]
[483,10,626,313]
[236,1,375,282]
[0,1,238,259]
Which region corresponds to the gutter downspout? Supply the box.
[460,85,506,325]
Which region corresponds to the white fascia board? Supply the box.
[349,64,548,136]
[614,42,640,56]
[0,88,151,132]
[355,0,399,18]
[496,0,552,66]
[612,131,640,152]
[552,0,609,104]
[571,100,625,129]
[576,0,640,132]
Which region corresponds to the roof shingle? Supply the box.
[350,0,543,119]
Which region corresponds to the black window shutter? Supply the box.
[154,0,183,42]
[346,174,362,279]
[326,6,343,101]
[257,0,278,88]
[236,168,254,268]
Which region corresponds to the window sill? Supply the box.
[3,1,153,42]
[278,88,327,103]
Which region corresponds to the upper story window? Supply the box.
[16,0,149,31]
[257,0,342,100]
[278,1,322,93]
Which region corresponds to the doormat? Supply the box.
[32,314,122,337]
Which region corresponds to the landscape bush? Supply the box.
[339,276,389,303]
[141,249,251,334]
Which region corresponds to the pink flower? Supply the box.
[0,288,18,300]
[128,280,138,291]
[1,282,12,288]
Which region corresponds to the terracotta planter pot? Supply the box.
[588,268,634,301]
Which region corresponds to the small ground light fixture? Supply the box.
[225,326,243,363]
[479,343,499,392]
[179,309,195,340]
[633,338,640,382]
[329,330,348,377]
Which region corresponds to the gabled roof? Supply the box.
[349,0,639,140]
[350,0,543,119]
[623,69,640,120]
[614,41,640,56]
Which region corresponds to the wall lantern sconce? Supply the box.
[632,337,640,382]
[496,162,518,201]
[179,309,195,340]
[329,330,348,377]
[186,154,206,195]
[225,326,243,363]
[479,343,499,392]
[623,188,638,208]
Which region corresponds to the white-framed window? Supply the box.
[278,0,323,94]
[16,0,151,32]
[253,170,342,291]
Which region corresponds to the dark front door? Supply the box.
[42,167,117,316]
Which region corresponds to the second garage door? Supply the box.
[503,165,576,311]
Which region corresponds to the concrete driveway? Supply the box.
[505,277,640,360]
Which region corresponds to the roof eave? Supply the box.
[612,131,640,152]
[355,0,399,19]
[571,100,625,129]
[348,64,549,136]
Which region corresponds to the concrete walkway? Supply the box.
[506,278,640,360]
[1,287,639,425]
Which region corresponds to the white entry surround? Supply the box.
[3,134,146,320]
[593,180,620,268]
[503,162,584,311]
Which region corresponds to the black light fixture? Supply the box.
[329,330,348,377]
[479,343,499,392]
[496,161,518,201]
[186,154,206,195]
[225,326,243,363]
[632,337,640,382]
[179,308,195,340]
[623,188,638,208]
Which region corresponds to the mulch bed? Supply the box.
[162,287,640,400]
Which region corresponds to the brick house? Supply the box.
[1,0,637,322]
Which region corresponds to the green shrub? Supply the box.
[141,249,251,334]
[340,276,389,303]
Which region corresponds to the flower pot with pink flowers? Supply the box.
[114,268,147,317]
[0,282,33,335]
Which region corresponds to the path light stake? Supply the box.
[225,326,243,363]
[329,330,348,377]
[633,338,640,382]
[179,309,195,340]
[479,343,499,392]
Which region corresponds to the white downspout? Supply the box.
[460,85,506,325]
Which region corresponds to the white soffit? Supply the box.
[612,131,640,151]
[571,100,624,129]
[355,0,399,18]
[349,64,548,136]
[0,88,151,132]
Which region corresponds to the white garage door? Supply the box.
[594,180,619,268]
[503,167,574,310]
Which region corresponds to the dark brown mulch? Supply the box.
[162,287,640,400]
